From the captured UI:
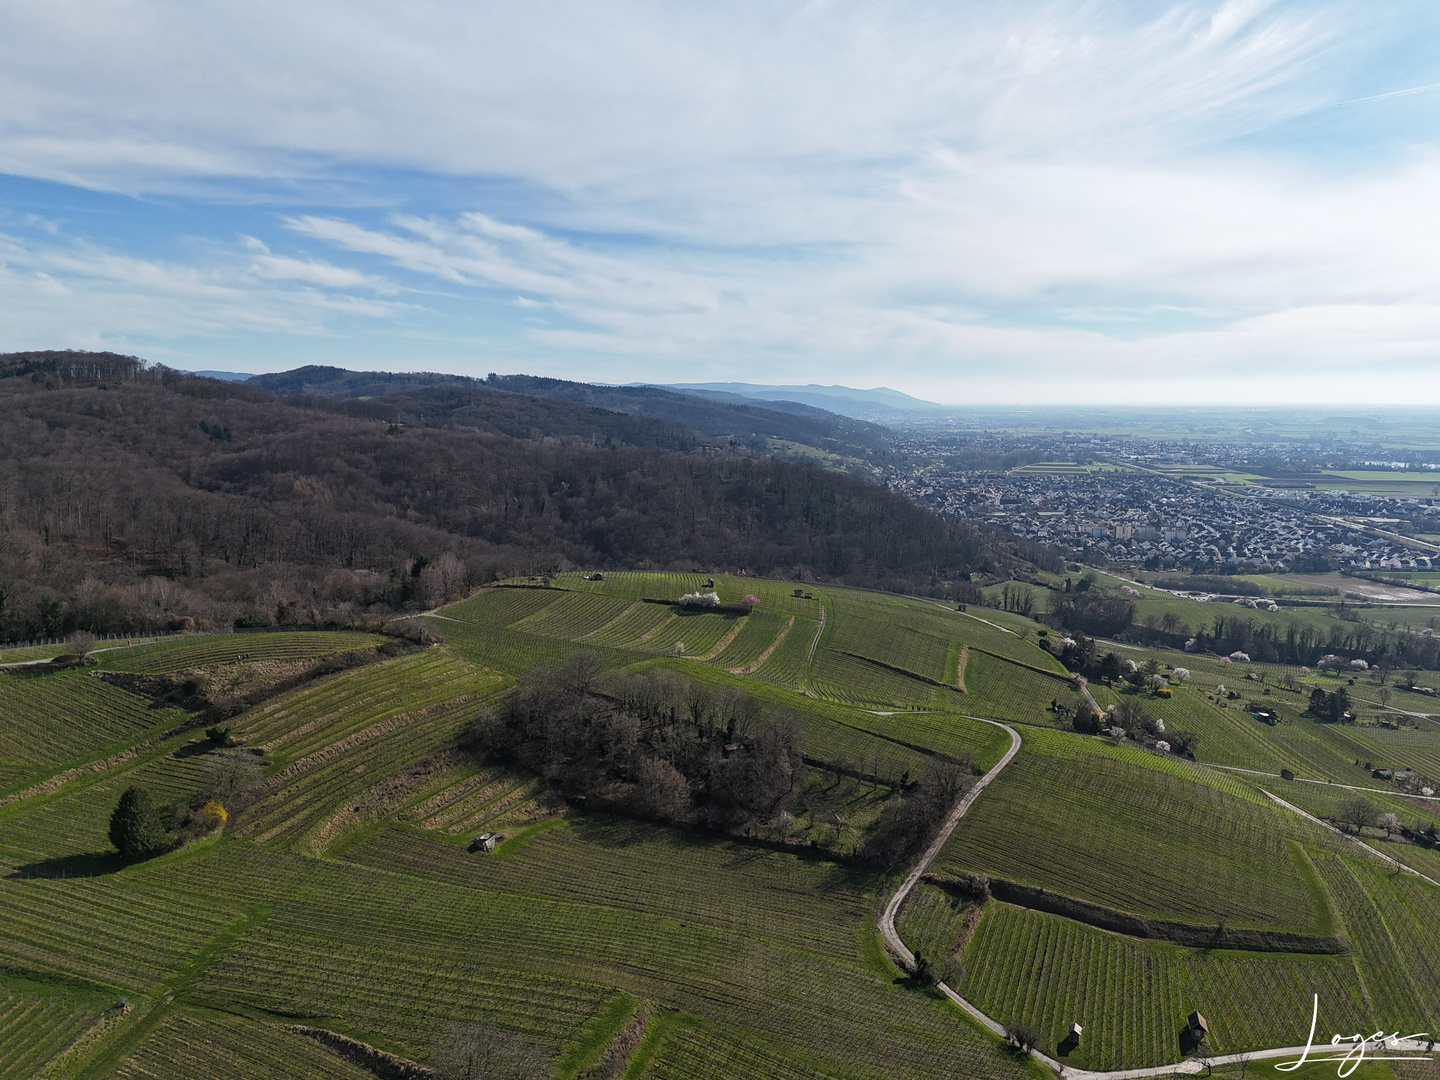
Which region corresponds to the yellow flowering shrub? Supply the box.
[200,800,228,829]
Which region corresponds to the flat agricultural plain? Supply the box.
[1,574,1438,1077]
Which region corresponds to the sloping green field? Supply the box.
[935,727,1335,931]
[3,575,1439,1077]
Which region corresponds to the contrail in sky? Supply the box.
[1314,82,1440,111]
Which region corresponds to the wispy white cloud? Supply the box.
[0,231,410,350]
[241,237,397,292]
[0,1,1436,400]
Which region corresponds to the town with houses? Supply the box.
[891,431,1440,572]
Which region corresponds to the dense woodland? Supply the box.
[0,351,1052,640]
[250,365,894,461]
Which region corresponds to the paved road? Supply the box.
[1062,1037,1436,1079]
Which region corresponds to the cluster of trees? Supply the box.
[106,743,262,860]
[0,351,1045,642]
[859,761,971,867]
[1191,614,1440,673]
[1047,634,1148,687]
[1048,585,1135,638]
[1330,795,1440,844]
[1307,686,1354,723]
[466,651,974,859]
[1054,689,1198,755]
[995,583,1036,617]
[466,655,805,833]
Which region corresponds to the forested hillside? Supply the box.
[249,365,893,463]
[0,351,1054,639]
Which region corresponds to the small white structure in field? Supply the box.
[469,832,500,853]
[1068,1022,1083,1042]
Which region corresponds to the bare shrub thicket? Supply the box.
[465,653,804,834]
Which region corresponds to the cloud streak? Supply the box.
[0,1,1436,400]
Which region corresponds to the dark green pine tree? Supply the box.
[108,786,168,860]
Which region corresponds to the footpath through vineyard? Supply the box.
[876,718,1436,1080]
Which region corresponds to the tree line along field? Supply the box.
[985,571,1440,652]
[980,569,1440,792]
[3,577,1440,1077]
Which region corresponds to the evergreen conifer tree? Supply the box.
[108,786,168,860]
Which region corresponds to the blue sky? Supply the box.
[2,0,1439,403]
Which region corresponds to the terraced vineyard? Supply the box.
[962,651,1068,725]
[512,592,636,639]
[112,1009,377,1080]
[0,669,185,782]
[98,630,385,673]
[164,828,1032,1079]
[955,899,1369,1070]
[430,612,646,674]
[936,728,1336,930]
[0,984,107,1080]
[743,614,819,688]
[0,875,243,989]
[895,881,975,971]
[826,615,951,683]
[396,763,547,835]
[809,647,943,708]
[4,571,1440,1077]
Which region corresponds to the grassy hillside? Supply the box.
[3,583,1440,1077]
[934,727,1336,931]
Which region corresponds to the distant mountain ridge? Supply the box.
[182,370,255,382]
[665,381,947,422]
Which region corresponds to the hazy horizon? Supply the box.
[3,2,1440,404]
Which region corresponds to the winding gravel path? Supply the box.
[874,716,1440,1078]
[874,719,1068,1069]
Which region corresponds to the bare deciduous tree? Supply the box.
[1336,794,1383,834]
[1005,1022,1042,1053]
[559,651,608,696]
[433,1023,548,1080]
[201,749,264,801]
